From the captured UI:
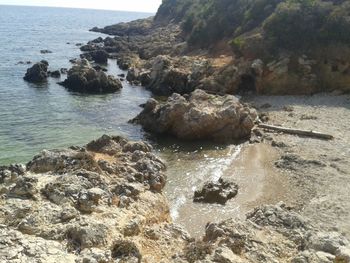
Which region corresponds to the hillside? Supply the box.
[89,0,350,95]
[155,0,350,50]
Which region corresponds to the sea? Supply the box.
[0,5,250,236]
[0,5,153,164]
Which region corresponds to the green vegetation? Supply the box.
[264,0,350,50]
[155,0,350,51]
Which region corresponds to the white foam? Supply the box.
[170,195,186,220]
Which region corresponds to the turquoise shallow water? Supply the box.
[0,5,152,164]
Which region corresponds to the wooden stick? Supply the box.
[258,123,334,140]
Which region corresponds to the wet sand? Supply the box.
[165,142,292,237]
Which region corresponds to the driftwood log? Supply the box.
[258,123,334,140]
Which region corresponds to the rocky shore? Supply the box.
[1,134,349,262]
[14,1,350,262]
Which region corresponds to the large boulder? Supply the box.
[59,59,122,93]
[23,60,49,83]
[132,89,257,142]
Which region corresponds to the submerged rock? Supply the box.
[133,89,257,142]
[194,178,238,205]
[23,60,49,83]
[40,49,52,54]
[59,59,122,93]
[49,70,61,78]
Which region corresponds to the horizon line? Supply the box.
[0,4,156,14]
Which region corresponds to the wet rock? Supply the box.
[90,37,104,44]
[93,65,107,72]
[60,68,68,74]
[16,61,32,65]
[40,49,52,54]
[194,178,238,205]
[81,50,109,64]
[69,58,78,64]
[23,60,49,83]
[133,89,257,142]
[58,59,122,94]
[50,70,61,78]
[271,140,288,148]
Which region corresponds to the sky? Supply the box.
[0,0,162,13]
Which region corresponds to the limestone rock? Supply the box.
[59,59,122,93]
[133,89,257,142]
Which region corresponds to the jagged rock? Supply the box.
[111,240,141,262]
[93,65,107,72]
[133,89,257,142]
[58,59,122,93]
[23,60,49,83]
[86,134,127,155]
[27,148,98,174]
[90,37,104,44]
[77,188,105,213]
[194,178,238,205]
[9,176,38,199]
[66,224,108,251]
[147,55,194,95]
[81,50,109,64]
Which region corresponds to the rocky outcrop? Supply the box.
[0,135,191,262]
[145,55,209,96]
[23,60,49,83]
[1,137,349,262]
[59,59,122,93]
[90,17,154,36]
[194,178,238,205]
[80,50,109,64]
[133,89,257,142]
